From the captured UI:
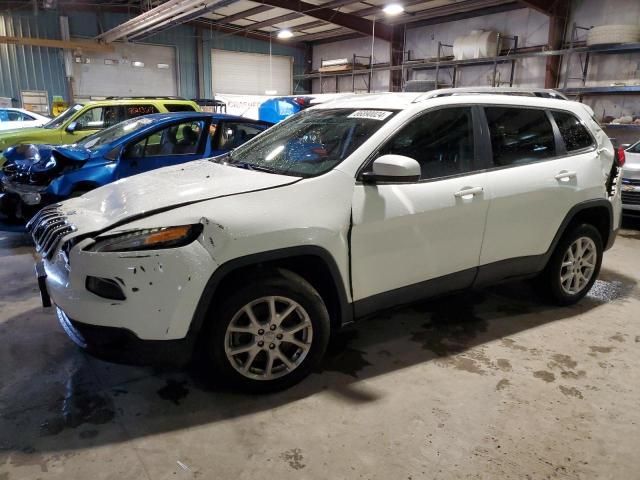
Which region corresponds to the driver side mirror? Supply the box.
[66,121,78,133]
[360,154,421,184]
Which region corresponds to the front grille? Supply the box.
[622,178,640,186]
[621,191,640,206]
[26,204,77,259]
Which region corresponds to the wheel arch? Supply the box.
[548,199,614,258]
[188,246,353,341]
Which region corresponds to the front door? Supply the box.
[117,119,206,179]
[350,106,490,316]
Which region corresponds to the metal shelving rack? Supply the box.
[559,24,640,100]
[293,39,640,97]
[314,54,373,93]
[402,34,519,89]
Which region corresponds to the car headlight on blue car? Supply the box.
[89,224,203,252]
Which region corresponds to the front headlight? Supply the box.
[88,224,203,253]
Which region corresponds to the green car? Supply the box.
[0,97,201,166]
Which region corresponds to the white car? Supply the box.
[0,107,49,130]
[28,91,622,391]
[621,140,640,214]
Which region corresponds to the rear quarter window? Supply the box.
[485,107,556,166]
[164,104,196,112]
[551,111,595,152]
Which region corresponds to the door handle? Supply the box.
[454,186,484,198]
[555,170,577,181]
[597,147,608,155]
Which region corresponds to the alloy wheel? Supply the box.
[224,296,313,381]
[559,236,597,295]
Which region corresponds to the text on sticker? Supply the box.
[347,110,393,121]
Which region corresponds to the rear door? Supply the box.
[211,121,270,156]
[478,106,599,275]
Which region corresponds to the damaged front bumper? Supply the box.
[55,306,196,366]
[1,175,50,206]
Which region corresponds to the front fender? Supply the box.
[48,162,117,197]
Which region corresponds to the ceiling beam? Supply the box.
[517,0,556,14]
[219,0,369,39]
[241,11,304,31]
[285,0,446,37]
[253,0,393,41]
[385,0,516,24]
[210,5,273,24]
[295,1,524,43]
[129,0,239,39]
[188,18,304,46]
[0,35,115,52]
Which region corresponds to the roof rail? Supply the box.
[412,87,569,102]
[103,96,187,100]
[191,98,227,106]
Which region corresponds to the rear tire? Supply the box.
[537,223,603,305]
[207,268,330,393]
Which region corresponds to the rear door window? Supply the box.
[551,111,594,152]
[125,104,159,119]
[7,110,24,121]
[484,107,556,167]
[214,121,269,150]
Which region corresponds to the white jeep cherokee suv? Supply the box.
[29,92,622,391]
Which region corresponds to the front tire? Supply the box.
[539,223,603,305]
[208,269,330,392]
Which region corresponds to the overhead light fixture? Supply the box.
[277,29,294,39]
[382,3,404,15]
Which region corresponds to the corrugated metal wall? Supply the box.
[0,11,68,105]
[0,9,307,105]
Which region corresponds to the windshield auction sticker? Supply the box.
[348,110,393,121]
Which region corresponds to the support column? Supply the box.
[389,25,405,92]
[196,29,205,99]
[544,1,569,88]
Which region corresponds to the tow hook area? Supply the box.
[35,260,52,307]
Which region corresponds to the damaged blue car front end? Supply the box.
[0,142,112,219]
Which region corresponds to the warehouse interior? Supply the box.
[1,0,640,478]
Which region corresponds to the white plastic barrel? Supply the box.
[453,30,501,60]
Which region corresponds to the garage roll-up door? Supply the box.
[73,43,177,99]
[211,49,292,95]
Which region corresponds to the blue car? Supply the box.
[0,112,272,220]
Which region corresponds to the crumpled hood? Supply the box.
[3,143,90,163]
[57,160,300,233]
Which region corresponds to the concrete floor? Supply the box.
[1,220,640,480]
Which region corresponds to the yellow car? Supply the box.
[0,97,200,166]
